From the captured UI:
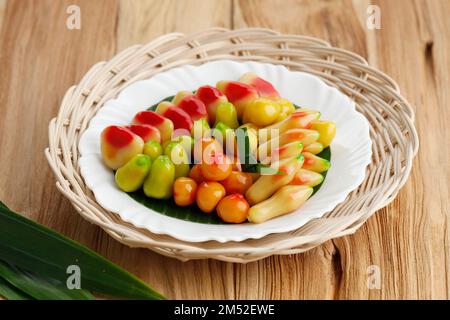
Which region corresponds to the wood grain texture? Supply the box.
[0,0,448,299]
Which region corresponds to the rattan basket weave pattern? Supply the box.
[45,28,418,263]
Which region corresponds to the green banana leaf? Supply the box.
[0,261,94,300]
[0,276,32,300]
[0,202,164,300]
[129,98,331,224]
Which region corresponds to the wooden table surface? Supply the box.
[0,0,449,300]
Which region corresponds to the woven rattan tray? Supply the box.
[45,28,418,263]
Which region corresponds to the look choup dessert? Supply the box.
[100,73,336,223]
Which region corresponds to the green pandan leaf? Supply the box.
[0,276,33,300]
[0,202,164,299]
[0,261,94,300]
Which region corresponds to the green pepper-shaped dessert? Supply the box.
[115,154,152,192]
[143,155,175,199]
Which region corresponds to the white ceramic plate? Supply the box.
[78,60,372,243]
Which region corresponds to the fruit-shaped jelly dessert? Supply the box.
[290,169,324,187]
[221,171,253,195]
[189,164,206,184]
[214,102,239,129]
[115,154,152,192]
[258,128,319,160]
[164,142,190,179]
[131,110,174,142]
[216,194,249,223]
[216,80,258,119]
[171,90,192,105]
[239,72,280,100]
[242,98,281,127]
[261,141,303,164]
[167,135,194,160]
[311,120,336,148]
[126,124,161,143]
[275,99,296,122]
[100,125,144,170]
[196,181,226,213]
[260,110,321,143]
[173,177,198,207]
[196,85,228,125]
[173,92,209,122]
[155,101,193,135]
[245,155,304,205]
[193,137,223,164]
[248,185,313,223]
[200,153,232,181]
[303,141,324,155]
[191,118,211,139]
[143,141,163,162]
[143,155,175,199]
[301,152,331,173]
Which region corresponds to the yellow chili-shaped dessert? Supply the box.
[290,169,324,187]
[259,110,321,143]
[245,155,304,206]
[311,120,336,148]
[257,129,319,161]
[115,154,152,192]
[143,155,175,199]
[302,152,331,173]
[260,141,303,164]
[303,141,324,155]
[247,185,313,223]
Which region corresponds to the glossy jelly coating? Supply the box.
[143,140,163,162]
[155,101,193,135]
[245,155,304,206]
[242,98,281,127]
[248,185,313,223]
[301,152,331,173]
[173,177,198,207]
[100,125,144,170]
[143,155,175,199]
[126,124,161,143]
[196,85,228,125]
[239,72,280,100]
[216,80,258,119]
[115,154,152,192]
[311,120,336,148]
[131,110,174,142]
[164,142,190,179]
[196,181,226,213]
[175,94,209,122]
[220,171,253,195]
[200,153,232,181]
[214,102,239,129]
[216,194,249,223]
